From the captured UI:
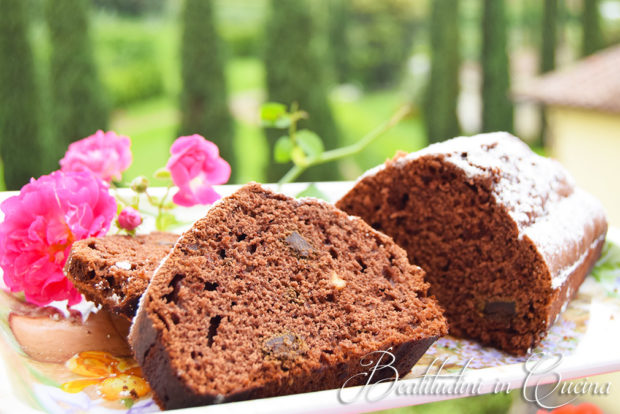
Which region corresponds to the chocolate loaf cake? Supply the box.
[129,183,447,409]
[65,232,178,319]
[336,132,607,355]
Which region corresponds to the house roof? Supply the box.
[513,44,620,114]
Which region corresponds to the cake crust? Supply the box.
[336,132,607,355]
[65,232,179,319]
[129,183,447,409]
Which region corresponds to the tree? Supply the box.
[92,0,166,16]
[582,0,603,56]
[46,0,109,161]
[327,0,350,84]
[0,0,45,189]
[481,0,513,133]
[538,0,558,147]
[519,0,542,47]
[264,0,339,182]
[178,0,236,181]
[347,0,418,90]
[424,0,461,143]
[541,0,558,73]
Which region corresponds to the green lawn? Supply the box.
[111,97,179,187]
[227,57,265,94]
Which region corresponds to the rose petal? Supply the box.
[60,130,132,183]
[0,171,116,306]
[166,135,230,207]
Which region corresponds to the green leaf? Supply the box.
[260,102,291,128]
[154,168,171,180]
[260,102,287,121]
[295,129,324,160]
[261,103,291,128]
[296,183,328,200]
[121,398,135,408]
[291,146,308,167]
[591,240,620,283]
[262,115,291,129]
[273,115,292,128]
[156,212,181,232]
[274,136,293,163]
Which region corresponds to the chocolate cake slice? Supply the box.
[336,132,607,355]
[129,183,447,409]
[65,232,179,319]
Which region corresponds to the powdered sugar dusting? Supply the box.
[394,132,575,230]
[523,188,607,288]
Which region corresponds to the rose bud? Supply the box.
[118,207,142,231]
[130,176,149,193]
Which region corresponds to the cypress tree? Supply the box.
[541,0,558,73]
[520,0,542,47]
[347,1,417,90]
[481,0,513,133]
[46,0,108,160]
[538,0,558,147]
[327,0,350,84]
[582,0,603,56]
[0,0,45,189]
[178,0,236,182]
[264,0,340,182]
[424,0,461,143]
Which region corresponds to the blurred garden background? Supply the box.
[1,1,620,413]
[1,0,619,192]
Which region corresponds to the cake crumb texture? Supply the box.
[65,232,179,318]
[129,183,447,409]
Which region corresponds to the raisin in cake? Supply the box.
[129,183,447,409]
[65,232,178,319]
[336,132,607,355]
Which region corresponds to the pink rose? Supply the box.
[0,171,117,306]
[166,135,231,207]
[60,130,132,182]
[118,207,142,231]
